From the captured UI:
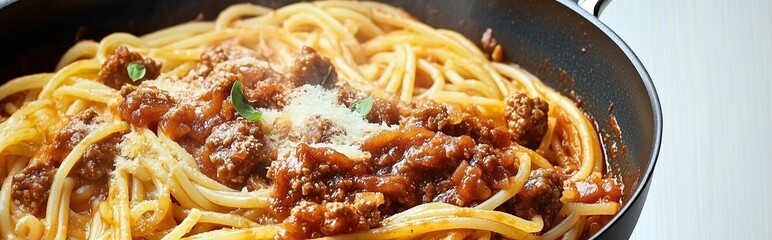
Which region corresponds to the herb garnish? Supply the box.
[320,65,333,86]
[351,97,373,117]
[126,61,146,82]
[231,80,262,121]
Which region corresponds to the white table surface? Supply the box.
[598,0,772,239]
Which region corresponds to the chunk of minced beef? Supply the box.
[203,119,268,189]
[336,83,366,107]
[98,46,161,89]
[11,159,56,217]
[118,85,176,129]
[401,101,456,130]
[285,46,338,89]
[268,144,365,220]
[199,43,265,76]
[505,93,549,149]
[237,63,291,109]
[337,83,401,125]
[301,115,343,144]
[50,109,100,164]
[68,131,124,208]
[366,96,401,125]
[500,168,567,232]
[12,108,109,216]
[402,101,512,148]
[72,132,123,181]
[199,45,291,109]
[279,201,375,240]
[160,69,237,142]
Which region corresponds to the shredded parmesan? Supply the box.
[261,85,395,159]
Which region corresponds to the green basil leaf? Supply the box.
[126,61,146,82]
[231,80,262,121]
[320,65,333,86]
[351,97,373,117]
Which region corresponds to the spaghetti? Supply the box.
[0,1,623,240]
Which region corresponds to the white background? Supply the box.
[599,1,772,239]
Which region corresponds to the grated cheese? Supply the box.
[261,85,395,159]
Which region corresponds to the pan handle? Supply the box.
[573,0,611,17]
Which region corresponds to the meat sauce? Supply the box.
[269,128,519,239]
[116,45,345,190]
[498,168,567,231]
[11,109,122,216]
[101,44,621,239]
[98,46,161,89]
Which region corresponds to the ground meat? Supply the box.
[12,108,105,216]
[403,102,511,148]
[337,84,400,125]
[72,132,123,181]
[361,128,480,208]
[366,96,401,125]
[199,44,265,75]
[554,123,581,172]
[278,201,373,240]
[160,104,199,142]
[468,144,521,192]
[362,129,515,207]
[500,168,567,232]
[505,93,549,149]
[118,85,176,129]
[285,47,338,89]
[268,128,519,239]
[352,192,385,227]
[268,144,364,220]
[200,47,230,72]
[401,101,458,130]
[120,47,288,189]
[98,46,161,89]
[69,131,124,210]
[443,107,512,148]
[200,48,290,110]
[337,83,367,107]
[301,115,342,144]
[50,109,100,164]
[238,63,291,109]
[202,119,267,189]
[11,158,56,217]
[160,77,236,142]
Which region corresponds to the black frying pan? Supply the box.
[0,0,661,239]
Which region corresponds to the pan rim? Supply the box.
[556,0,663,238]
